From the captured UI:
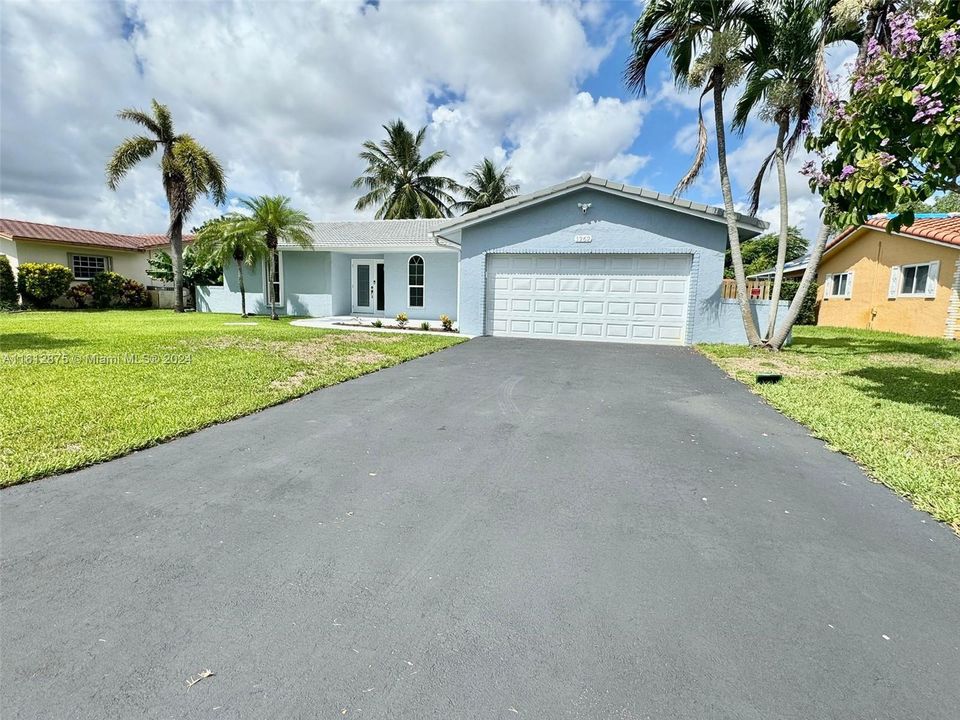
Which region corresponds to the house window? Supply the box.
[408,255,424,307]
[71,254,111,280]
[831,272,849,297]
[265,250,281,303]
[900,263,931,296]
[825,271,852,299]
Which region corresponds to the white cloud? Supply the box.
[507,92,651,187]
[1,0,631,231]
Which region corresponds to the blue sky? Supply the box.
[1,0,848,238]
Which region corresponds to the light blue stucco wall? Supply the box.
[382,251,458,321]
[699,300,793,344]
[198,252,331,316]
[197,248,459,320]
[456,187,749,342]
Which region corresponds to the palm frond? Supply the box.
[151,99,175,139]
[116,108,162,138]
[673,88,710,196]
[105,136,157,189]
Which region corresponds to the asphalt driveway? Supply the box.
[2,338,958,719]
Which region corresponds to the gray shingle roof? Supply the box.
[432,173,768,236]
[281,219,448,249]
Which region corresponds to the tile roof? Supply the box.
[433,173,768,237]
[0,218,183,250]
[288,219,448,249]
[827,214,960,252]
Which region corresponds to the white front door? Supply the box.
[351,260,378,314]
[484,253,692,344]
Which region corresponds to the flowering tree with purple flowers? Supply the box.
[806,2,960,231]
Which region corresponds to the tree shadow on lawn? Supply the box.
[795,334,960,361]
[844,366,960,419]
[0,333,86,352]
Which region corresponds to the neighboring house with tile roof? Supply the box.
[817,214,960,339]
[0,219,181,303]
[200,173,777,344]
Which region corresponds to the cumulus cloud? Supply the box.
[507,92,651,187]
[1,0,632,232]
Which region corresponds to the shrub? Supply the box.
[120,278,150,308]
[0,255,17,308]
[66,283,94,309]
[89,272,151,308]
[420,321,431,331]
[439,314,453,331]
[395,312,408,328]
[17,263,73,308]
[90,271,127,308]
[781,280,819,326]
[372,319,383,328]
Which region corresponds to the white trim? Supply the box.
[896,261,937,298]
[350,258,379,314]
[945,256,960,339]
[823,271,852,300]
[69,252,112,281]
[433,179,765,239]
[408,254,425,309]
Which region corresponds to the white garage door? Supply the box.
[485,253,692,344]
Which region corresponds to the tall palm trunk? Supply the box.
[770,221,829,348]
[712,69,761,345]
[169,213,185,313]
[266,232,278,320]
[764,116,790,343]
[235,257,247,317]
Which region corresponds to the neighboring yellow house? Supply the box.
[817,215,960,340]
[0,218,180,306]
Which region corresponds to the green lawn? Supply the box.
[699,326,960,532]
[0,310,465,486]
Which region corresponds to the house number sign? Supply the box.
[574,234,592,243]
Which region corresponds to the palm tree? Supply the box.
[625,0,770,346]
[192,215,264,317]
[767,2,885,349]
[353,119,461,219]
[106,99,226,313]
[733,0,859,343]
[453,158,520,214]
[234,196,313,320]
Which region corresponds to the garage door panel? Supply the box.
[486,253,691,345]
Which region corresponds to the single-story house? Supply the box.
[817,214,960,340]
[748,255,809,280]
[199,173,784,345]
[0,219,176,304]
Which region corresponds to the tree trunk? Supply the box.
[763,117,790,344]
[769,221,830,349]
[169,213,185,313]
[857,11,879,67]
[267,238,278,321]
[712,72,761,345]
[236,257,247,317]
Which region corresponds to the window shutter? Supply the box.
[845,271,854,298]
[888,266,900,299]
[824,274,833,299]
[925,261,940,298]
